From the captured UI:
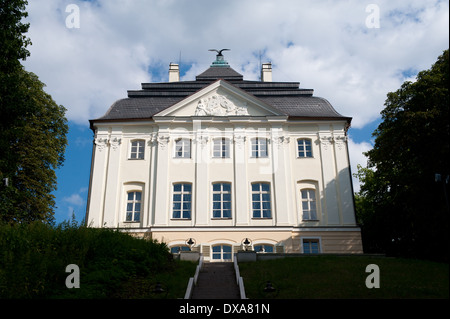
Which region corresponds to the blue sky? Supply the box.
[21,0,449,224]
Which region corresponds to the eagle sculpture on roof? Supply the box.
[208,49,230,56]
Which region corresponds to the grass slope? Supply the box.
[239,255,449,299]
[0,221,197,299]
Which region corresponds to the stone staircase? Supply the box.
[190,262,240,299]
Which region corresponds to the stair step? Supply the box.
[191,262,240,299]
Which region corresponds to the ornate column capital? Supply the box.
[94,137,109,152]
[319,135,334,150]
[110,136,121,150]
[157,134,170,149]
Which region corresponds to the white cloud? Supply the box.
[22,0,449,130]
[62,193,84,206]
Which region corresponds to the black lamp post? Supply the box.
[186,238,195,250]
[150,282,168,298]
[242,237,252,251]
[262,280,279,298]
[153,282,165,294]
[264,281,276,293]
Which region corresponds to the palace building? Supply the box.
[86,51,363,261]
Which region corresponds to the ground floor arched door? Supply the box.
[211,244,232,262]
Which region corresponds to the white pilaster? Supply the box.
[102,128,122,227]
[153,129,170,226]
[271,126,291,226]
[194,120,209,226]
[318,126,340,225]
[87,130,109,227]
[233,127,248,226]
[334,130,356,225]
[145,131,158,227]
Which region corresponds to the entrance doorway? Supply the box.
[211,244,232,262]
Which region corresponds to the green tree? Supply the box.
[356,49,449,261]
[1,0,68,223]
[1,0,32,175]
[0,0,30,71]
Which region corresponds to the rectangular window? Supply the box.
[301,189,317,220]
[213,138,230,158]
[303,239,320,254]
[251,182,271,218]
[251,138,268,158]
[298,139,312,158]
[172,183,192,219]
[175,138,191,158]
[126,191,141,222]
[130,140,145,159]
[212,182,232,218]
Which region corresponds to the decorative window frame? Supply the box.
[297,138,313,158]
[301,188,318,221]
[129,139,145,160]
[297,180,321,222]
[121,182,145,226]
[209,240,235,261]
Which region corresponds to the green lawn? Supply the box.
[238,256,449,299]
[109,260,198,299]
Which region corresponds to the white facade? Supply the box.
[87,61,363,260]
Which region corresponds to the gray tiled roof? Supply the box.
[257,96,345,118]
[99,97,185,120]
[196,66,244,81]
[92,65,351,124]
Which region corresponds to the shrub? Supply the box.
[0,220,173,298]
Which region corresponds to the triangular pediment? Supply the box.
[154,80,284,117]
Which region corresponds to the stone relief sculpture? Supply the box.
[195,94,249,116]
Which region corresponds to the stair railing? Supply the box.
[184,255,203,299]
[234,254,247,299]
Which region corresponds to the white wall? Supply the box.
[86,119,357,230]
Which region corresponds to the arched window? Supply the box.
[254,244,274,253]
[170,246,191,254]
